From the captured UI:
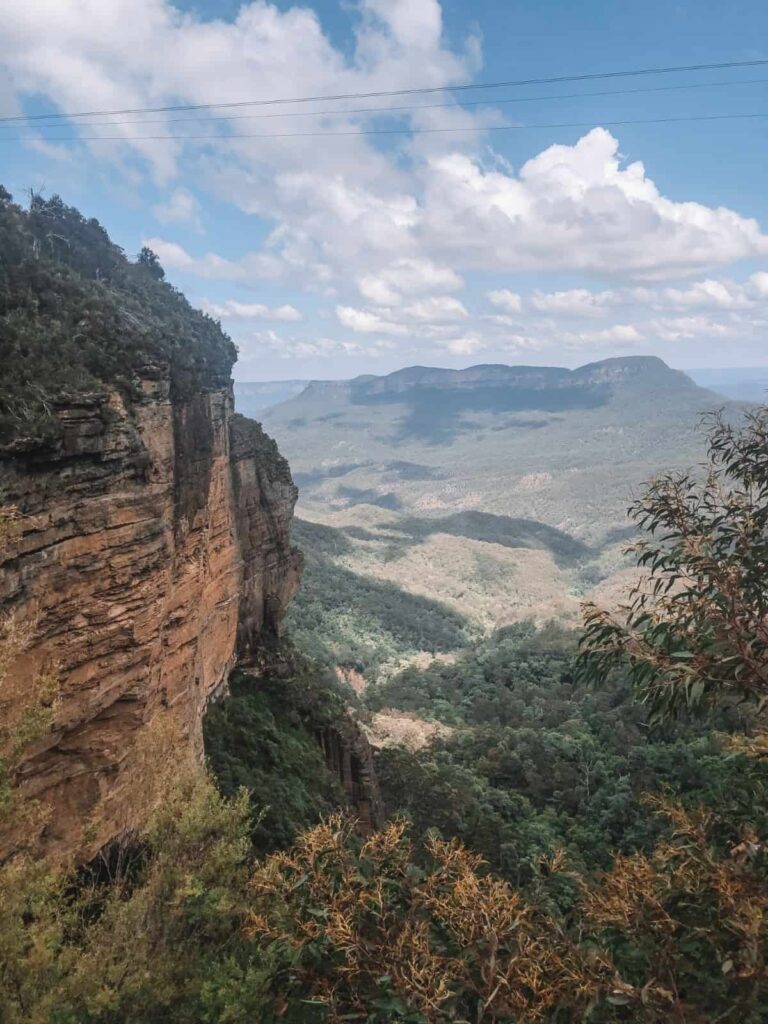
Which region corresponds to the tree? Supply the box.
[579,408,768,719]
[137,245,165,280]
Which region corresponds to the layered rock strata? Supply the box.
[0,380,301,860]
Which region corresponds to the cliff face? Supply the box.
[0,379,301,861]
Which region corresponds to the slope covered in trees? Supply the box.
[0,187,235,445]
[369,623,768,883]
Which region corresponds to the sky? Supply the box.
[2,0,768,380]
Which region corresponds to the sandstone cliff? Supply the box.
[0,190,388,863]
[0,379,301,861]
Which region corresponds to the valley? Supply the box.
[253,358,742,677]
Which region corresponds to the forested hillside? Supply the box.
[0,187,235,446]
[370,622,766,878]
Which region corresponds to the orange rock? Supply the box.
[0,384,301,862]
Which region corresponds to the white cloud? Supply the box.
[335,294,468,345]
[401,296,468,321]
[529,288,615,317]
[661,279,751,310]
[199,299,302,321]
[749,272,768,298]
[237,329,396,365]
[153,188,203,230]
[359,0,445,52]
[648,316,734,342]
[336,306,409,336]
[564,324,643,348]
[445,333,485,355]
[487,289,522,313]
[419,129,768,280]
[358,258,463,305]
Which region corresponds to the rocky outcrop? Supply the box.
[0,379,301,861]
[317,717,384,834]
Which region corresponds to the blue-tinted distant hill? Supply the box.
[262,356,734,541]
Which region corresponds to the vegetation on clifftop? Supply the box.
[0,186,236,445]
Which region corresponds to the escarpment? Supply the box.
[0,380,301,860]
[0,190,302,860]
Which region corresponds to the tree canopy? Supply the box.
[0,188,236,446]
[579,409,768,718]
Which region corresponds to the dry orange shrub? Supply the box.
[246,802,768,1022]
[583,796,768,1020]
[247,815,613,1022]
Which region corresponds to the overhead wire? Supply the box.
[6,75,768,131]
[4,110,768,143]
[2,57,768,124]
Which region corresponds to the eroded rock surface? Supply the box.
[0,381,301,861]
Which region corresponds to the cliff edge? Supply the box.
[0,191,301,860]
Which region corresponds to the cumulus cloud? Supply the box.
[5,1,768,368]
[563,324,643,349]
[419,130,768,280]
[647,316,734,342]
[401,296,468,321]
[336,306,409,336]
[748,272,768,298]
[358,258,463,305]
[661,279,754,310]
[237,329,396,368]
[529,288,616,317]
[445,334,485,355]
[335,293,468,344]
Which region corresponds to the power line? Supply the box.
[7,75,768,131]
[2,57,768,124]
[5,110,768,143]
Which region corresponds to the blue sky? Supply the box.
[2,0,768,379]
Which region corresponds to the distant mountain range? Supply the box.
[234,364,767,417]
[260,356,729,536]
[252,356,745,632]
